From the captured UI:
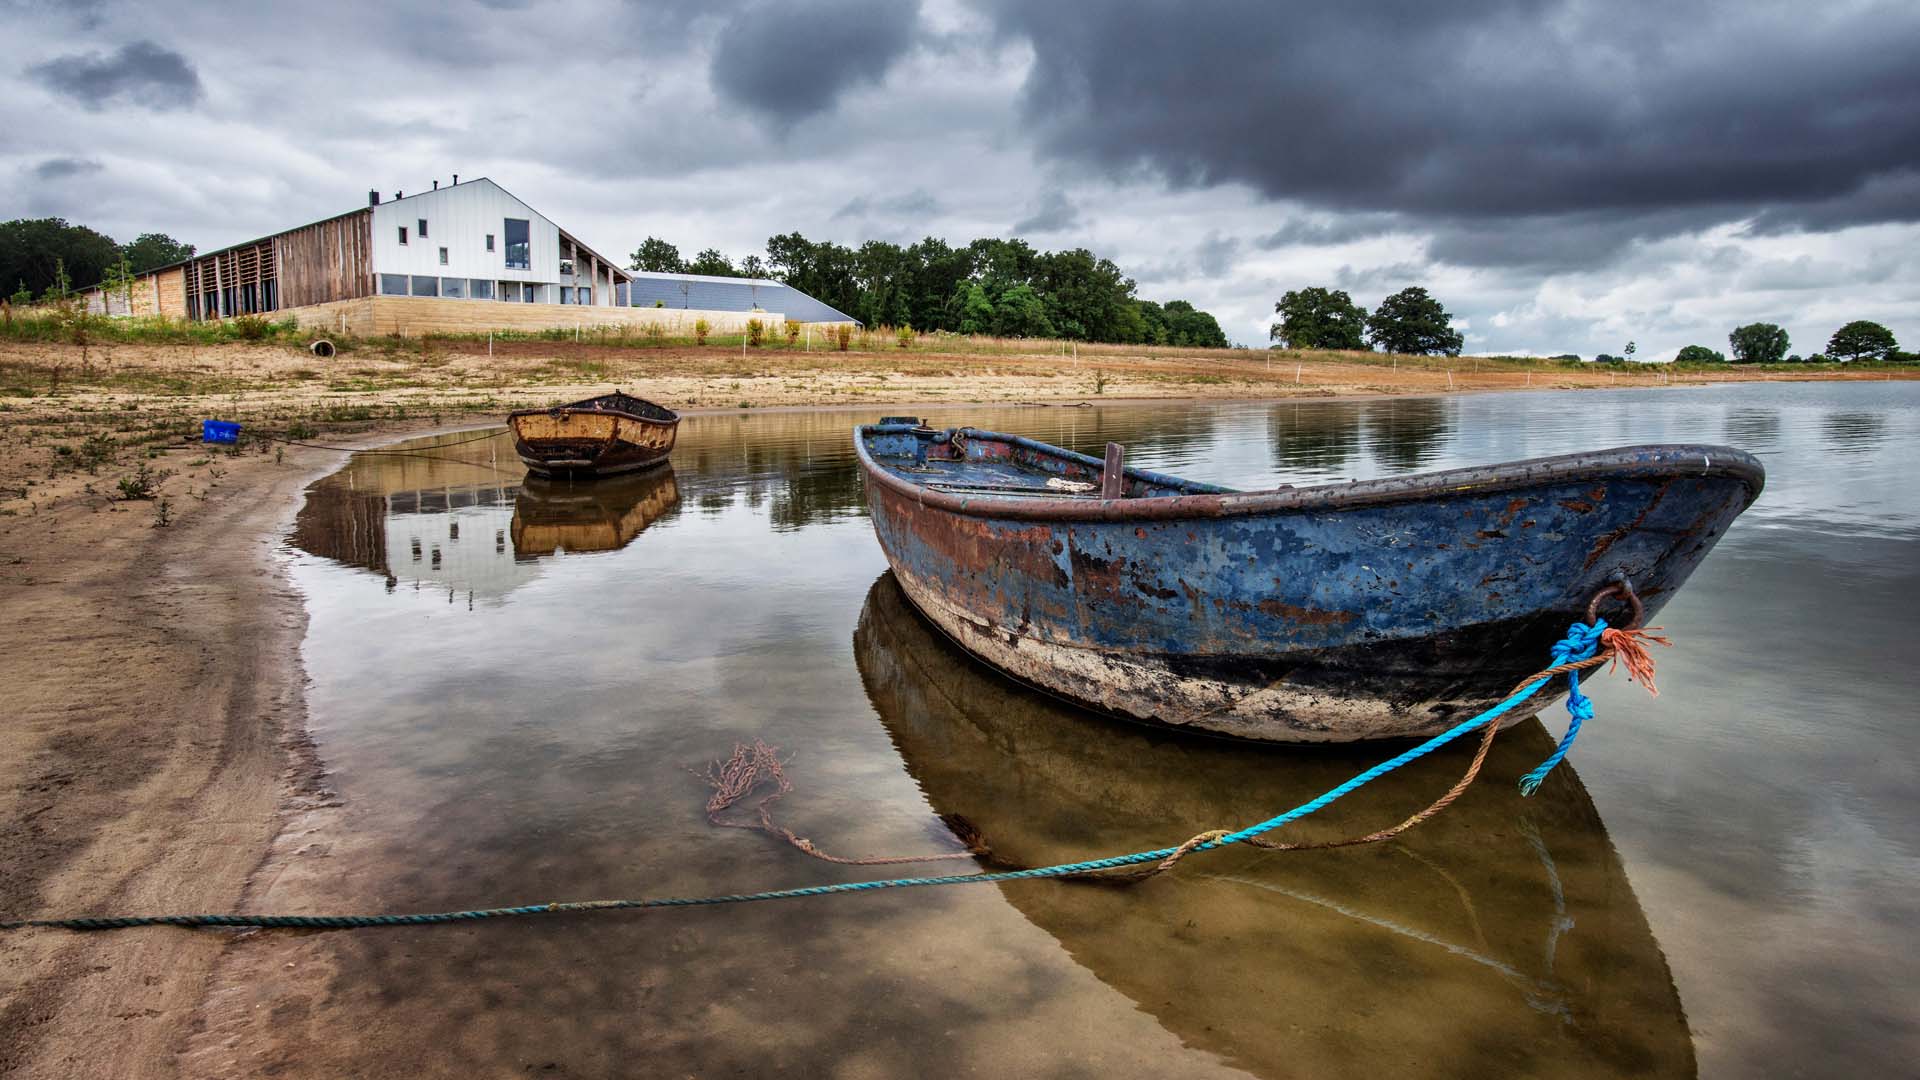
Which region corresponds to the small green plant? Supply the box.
[643,323,665,343]
[116,463,163,500]
[1092,369,1110,395]
[286,420,317,440]
[746,318,764,347]
[835,324,852,351]
[152,496,173,528]
[897,324,916,349]
[784,320,801,345]
[230,315,271,341]
[79,432,116,472]
[693,318,711,345]
[8,281,30,307]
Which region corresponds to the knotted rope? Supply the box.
[1,605,1668,933]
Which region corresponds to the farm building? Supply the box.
[82,178,855,334]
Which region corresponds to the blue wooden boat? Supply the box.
[855,418,1764,743]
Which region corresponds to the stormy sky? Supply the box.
[5,0,1917,357]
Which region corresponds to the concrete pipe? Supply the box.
[310,339,337,359]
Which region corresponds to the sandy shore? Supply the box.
[0,338,1910,1075]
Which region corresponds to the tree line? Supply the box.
[1271,283,1912,363]
[2,218,195,304]
[629,234,1230,346]
[1674,320,1911,364]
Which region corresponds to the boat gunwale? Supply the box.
[854,422,1766,523]
[506,393,681,430]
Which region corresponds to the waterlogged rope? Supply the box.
[0,619,1661,934]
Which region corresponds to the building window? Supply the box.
[441,277,465,298]
[380,274,408,295]
[470,279,494,301]
[504,218,530,270]
[438,247,449,265]
[615,282,629,307]
[398,226,408,245]
[485,234,495,252]
[578,287,592,306]
[411,275,438,297]
[559,258,575,277]
[418,218,428,239]
[557,287,571,305]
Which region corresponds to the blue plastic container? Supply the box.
[202,419,242,444]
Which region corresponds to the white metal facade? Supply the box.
[368,179,616,305]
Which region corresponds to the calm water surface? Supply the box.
[274,384,1918,1077]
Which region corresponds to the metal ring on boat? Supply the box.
[1585,579,1644,630]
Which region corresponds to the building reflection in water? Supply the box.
[855,572,1695,1079]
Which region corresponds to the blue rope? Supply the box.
[2,624,1607,933]
[1518,619,1606,796]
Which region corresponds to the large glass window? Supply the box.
[615,282,629,307]
[503,218,530,270]
[411,275,438,297]
[558,287,572,305]
[497,281,518,302]
[379,273,408,295]
[441,277,465,298]
[470,279,494,301]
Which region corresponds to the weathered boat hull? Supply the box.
[856,422,1763,742]
[853,571,1697,1077]
[507,393,679,478]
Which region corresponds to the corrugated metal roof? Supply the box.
[625,272,858,324]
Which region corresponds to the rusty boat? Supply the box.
[855,418,1764,743]
[507,392,679,478]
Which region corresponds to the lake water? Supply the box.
[265,383,1917,1077]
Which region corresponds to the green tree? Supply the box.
[1366,287,1463,355]
[119,232,194,274]
[628,237,685,273]
[1160,299,1230,347]
[1674,344,1726,364]
[101,252,135,309]
[1826,320,1898,362]
[0,217,120,299]
[957,282,994,334]
[990,283,1054,337]
[686,248,738,277]
[1728,322,1790,364]
[1270,286,1366,350]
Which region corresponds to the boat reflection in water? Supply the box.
[855,572,1694,1079]
[289,429,680,599]
[510,468,681,559]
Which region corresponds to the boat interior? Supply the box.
[859,419,1235,500]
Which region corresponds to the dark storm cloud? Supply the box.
[1257,214,1402,249]
[710,0,921,123]
[31,157,103,180]
[28,40,202,110]
[976,1,1920,236]
[1013,190,1081,233]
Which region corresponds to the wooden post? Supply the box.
[1102,442,1125,500]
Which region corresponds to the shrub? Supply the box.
[1674,344,1726,364]
[746,318,764,347]
[897,324,916,349]
[231,315,271,341]
[834,324,852,351]
[785,320,801,344]
[693,318,711,345]
[116,463,161,500]
[643,322,665,343]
